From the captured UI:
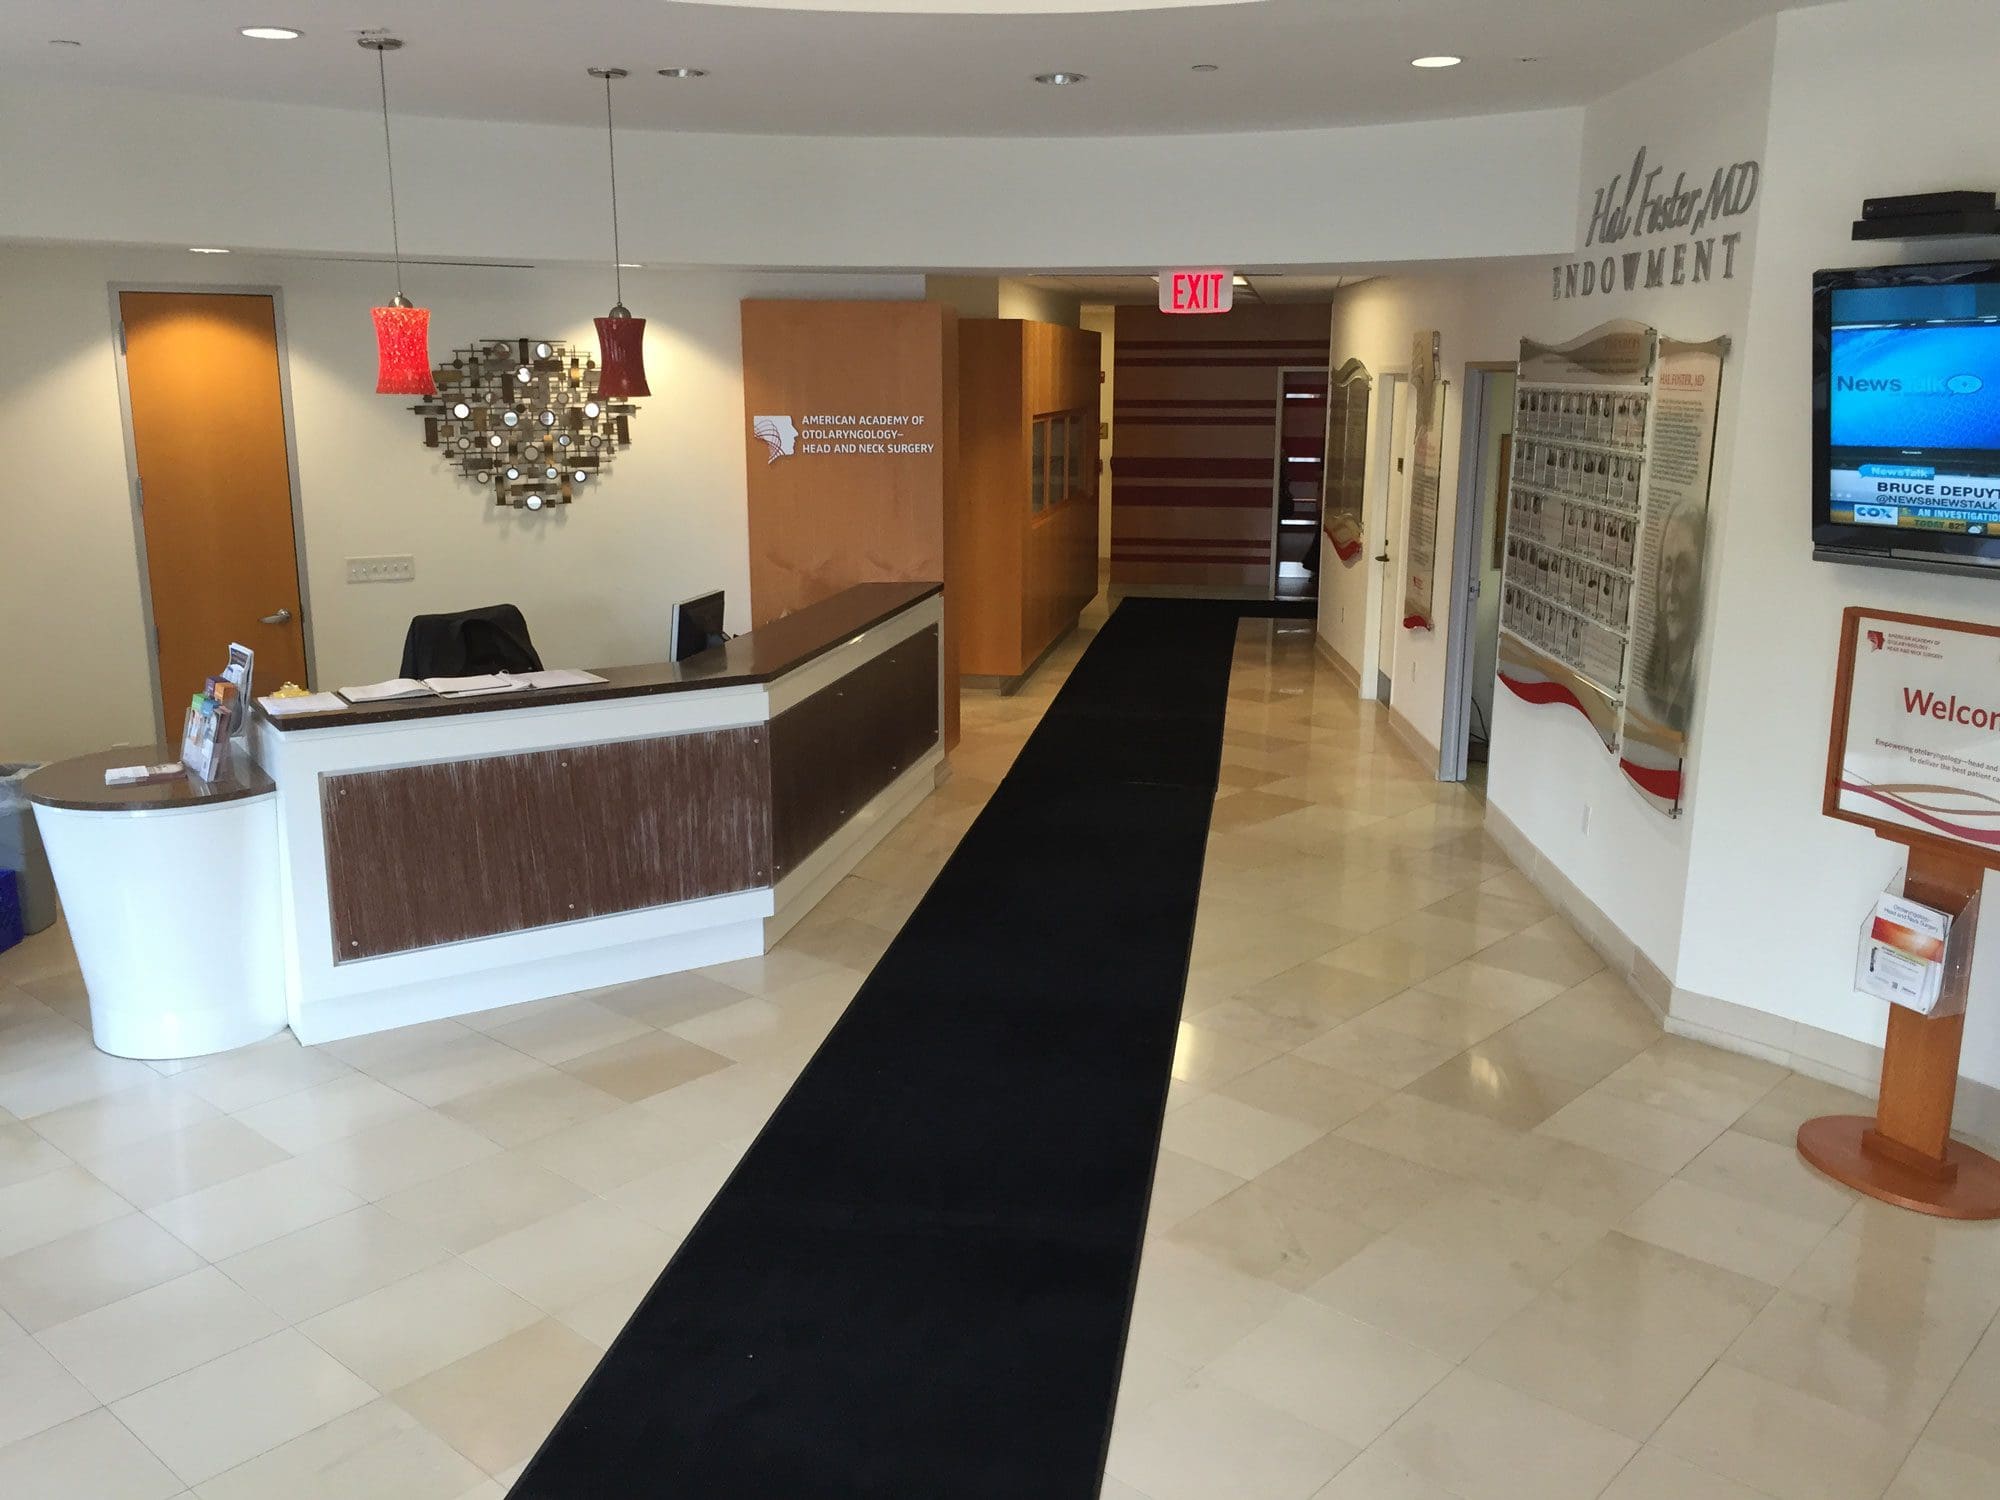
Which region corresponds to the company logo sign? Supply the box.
[1835,374,1984,395]
[752,414,799,464]
[750,412,936,460]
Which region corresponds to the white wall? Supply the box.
[1318,18,1775,975]
[0,245,918,763]
[1317,271,1547,736]
[996,281,1082,328]
[2,79,1582,272]
[1676,0,2000,1088]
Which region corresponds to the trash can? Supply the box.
[0,763,58,935]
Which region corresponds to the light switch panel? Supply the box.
[346,555,415,583]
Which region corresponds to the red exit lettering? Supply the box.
[1158,268,1235,315]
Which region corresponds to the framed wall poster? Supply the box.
[1825,608,2000,863]
[1618,336,1726,812]
[1323,359,1372,565]
[1402,331,1444,627]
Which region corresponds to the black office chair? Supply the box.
[399,604,544,679]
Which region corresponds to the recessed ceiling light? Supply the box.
[658,67,708,79]
[617,262,643,269]
[239,27,301,41]
[188,246,231,254]
[1411,55,1462,69]
[1034,71,1088,86]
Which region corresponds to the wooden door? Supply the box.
[121,292,307,730]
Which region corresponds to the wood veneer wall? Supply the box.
[954,319,1101,679]
[741,299,958,744]
[1109,304,1332,593]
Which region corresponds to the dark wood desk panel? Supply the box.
[770,625,941,879]
[264,581,941,733]
[322,727,770,961]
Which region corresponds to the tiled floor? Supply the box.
[1,599,1997,1498]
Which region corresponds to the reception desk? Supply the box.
[32,582,943,1052]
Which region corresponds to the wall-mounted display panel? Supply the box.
[1496,318,1725,814]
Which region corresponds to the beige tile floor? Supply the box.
[0,598,1997,1497]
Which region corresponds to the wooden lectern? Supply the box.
[1801,607,2000,1218]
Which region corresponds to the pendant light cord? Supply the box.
[374,43,406,301]
[602,73,623,309]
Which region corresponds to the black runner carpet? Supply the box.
[512,597,1244,1499]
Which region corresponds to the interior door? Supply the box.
[1375,378,1414,703]
[120,292,308,731]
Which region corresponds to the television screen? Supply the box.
[1813,260,2000,575]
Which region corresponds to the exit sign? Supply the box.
[1159,268,1234,315]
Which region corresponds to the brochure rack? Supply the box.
[1800,607,2000,1218]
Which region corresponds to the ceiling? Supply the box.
[5,1,1821,138]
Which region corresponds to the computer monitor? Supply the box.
[670,590,727,663]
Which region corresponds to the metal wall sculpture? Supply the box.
[411,337,637,511]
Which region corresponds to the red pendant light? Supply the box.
[589,67,649,398]
[361,36,435,396]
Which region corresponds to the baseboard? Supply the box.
[960,619,1077,697]
[1316,637,1361,693]
[1385,701,1437,773]
[1484,804,2000,1154]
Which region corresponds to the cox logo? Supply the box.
[1948,374,1985,395]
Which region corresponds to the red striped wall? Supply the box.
[1109,304,1332,592]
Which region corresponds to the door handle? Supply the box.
[260,608,293,626]
[1374,553,1391,563]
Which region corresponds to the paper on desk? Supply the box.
[423,674,518,696]
[259,692,347,716]
[505,668,609,689]
[340,678,434,703]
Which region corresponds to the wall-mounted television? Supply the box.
[1813,259,2000,577]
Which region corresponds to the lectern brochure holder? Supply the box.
[1803,607,2000,1218]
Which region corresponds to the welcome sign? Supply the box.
[1827,610,2000,853]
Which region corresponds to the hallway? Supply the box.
[0,599,1993,1499]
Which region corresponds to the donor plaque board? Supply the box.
[1826,609,2000,857]
[1496,319,1726,815]
[1402,331,1445,629]
[1323,359,1372,566]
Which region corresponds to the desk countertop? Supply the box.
[25,746,278,814]
[257,580,942,734]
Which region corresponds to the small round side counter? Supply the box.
[25,747,287,1060]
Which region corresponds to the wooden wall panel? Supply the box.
[740,299,957,744]
[954,322,1027,676]
[770,625,940,877]
[1109,304,1331,593]
[954,319,1101,680]
[323,728,770,961]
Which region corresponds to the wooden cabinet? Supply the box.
[954,319,1102,682]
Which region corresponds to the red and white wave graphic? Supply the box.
[1839,775,2000,847]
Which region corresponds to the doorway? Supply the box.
[1439,365,1518,781]
[115,290,311,735]
[1368,374,1413,706]
[1271,366,1328,602]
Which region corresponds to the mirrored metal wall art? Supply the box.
[411,337,638,510]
